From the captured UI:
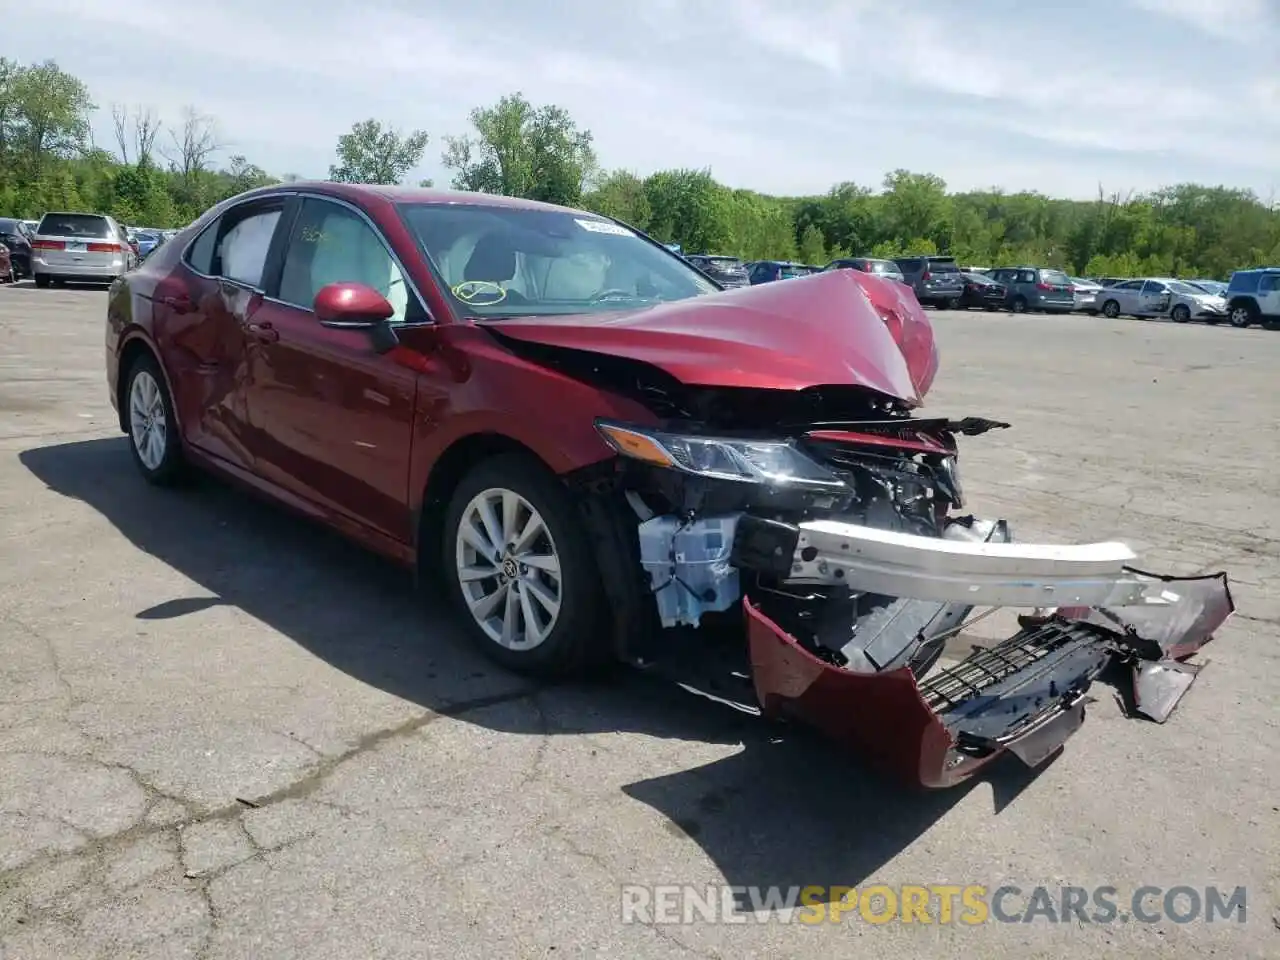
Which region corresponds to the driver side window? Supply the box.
[277,199,420,323]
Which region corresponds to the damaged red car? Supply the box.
[104,184,1234,788]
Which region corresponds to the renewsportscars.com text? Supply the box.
[620,883,1248,925]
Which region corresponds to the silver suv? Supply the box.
[32,212,135,288]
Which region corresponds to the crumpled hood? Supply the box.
[482,270,939,405]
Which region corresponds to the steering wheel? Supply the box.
[591,289,636,304]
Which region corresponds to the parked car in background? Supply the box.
[22,220,40,234]
[133,230,165,259]
[957,272,1007,310]
[1068,277,1103,313]
[1095,277,1125,288]
[0,217,34,279]
[986,266,1075,314]
[684,254,749,288]
[1224,268,1280,328]
[32,212,135,288]
[0,240,15,283]
[893,255,964,307]
[1095,278,1225,323]
[1188,279,1227,297]
[824,257,906,284]
[746,260,808,284]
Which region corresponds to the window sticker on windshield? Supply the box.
[575,218,633,237]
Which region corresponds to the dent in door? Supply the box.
[161,279,260,470]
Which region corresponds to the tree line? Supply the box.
[2,58,1278,278]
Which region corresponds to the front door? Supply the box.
[242,196,428,543]
[1139,280,1170,316]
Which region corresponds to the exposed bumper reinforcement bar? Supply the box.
[785,517,1179,608]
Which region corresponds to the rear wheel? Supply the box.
[1010,296,1028,313]
[1229,302,1258,328]
[124,352,187,485]
[1101,299,1120,318]
[34,274,50,289]
[1171,304,1191,323]
[442,454,606,678]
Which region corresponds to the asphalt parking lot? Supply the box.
[0,281,1277,959]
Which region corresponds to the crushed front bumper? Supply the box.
[732,515,1234,788]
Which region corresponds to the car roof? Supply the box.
[255,180,593,216]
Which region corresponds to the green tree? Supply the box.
[329,119,429,184]
[641,168,730,253]
[582,169,651,229]
[797,223,827,264]
[442,92,596,206]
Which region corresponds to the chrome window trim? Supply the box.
[179,195,287,293]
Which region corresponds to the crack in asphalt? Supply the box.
[0,684,544,899]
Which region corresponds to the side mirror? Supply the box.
[314,282,394,329]
[314,282,400,354]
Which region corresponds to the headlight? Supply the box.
[595,420,846,490]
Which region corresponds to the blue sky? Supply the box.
[8,0,1280,201]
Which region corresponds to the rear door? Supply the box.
[1138,280,1170,315]
[154,196,289,471]
[1257,272,1280,317]
[241,195,427,542]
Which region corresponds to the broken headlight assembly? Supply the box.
[595,420,847,491]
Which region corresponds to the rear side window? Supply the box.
[1259,274,1280,293]
[185,222,220,275]
[1228,272,1261,293]
[37,213,112,239]
[1017,270,1036,283]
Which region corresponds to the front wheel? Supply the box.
[1010,296,1028,313]
[1171,304,1191,323]
[442,454,606,677]
[124,352,187,485]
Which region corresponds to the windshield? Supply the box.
[398,203,720,317]
[38,213,112,239]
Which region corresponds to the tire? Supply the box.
[1171,304,1191,323]
[441,453,606,678]
[34,274,50,289]
[942,297,959,310]
[1101,299,1120,318]
[1229,302,1258,328]
[1010,296,1028,313]
[123,352,187,486]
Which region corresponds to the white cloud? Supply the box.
[6,0,1279,199]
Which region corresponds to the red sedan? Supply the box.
[105,183,1230,788]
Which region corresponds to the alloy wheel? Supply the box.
[454,487,563,651]
[129,370,168,471]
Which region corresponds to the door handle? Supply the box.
[246,321,279,343]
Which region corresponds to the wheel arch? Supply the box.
[414,432,564,582]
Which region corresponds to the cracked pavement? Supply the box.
[0,283,1277,958]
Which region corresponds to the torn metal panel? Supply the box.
[1132,659,1204,723]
